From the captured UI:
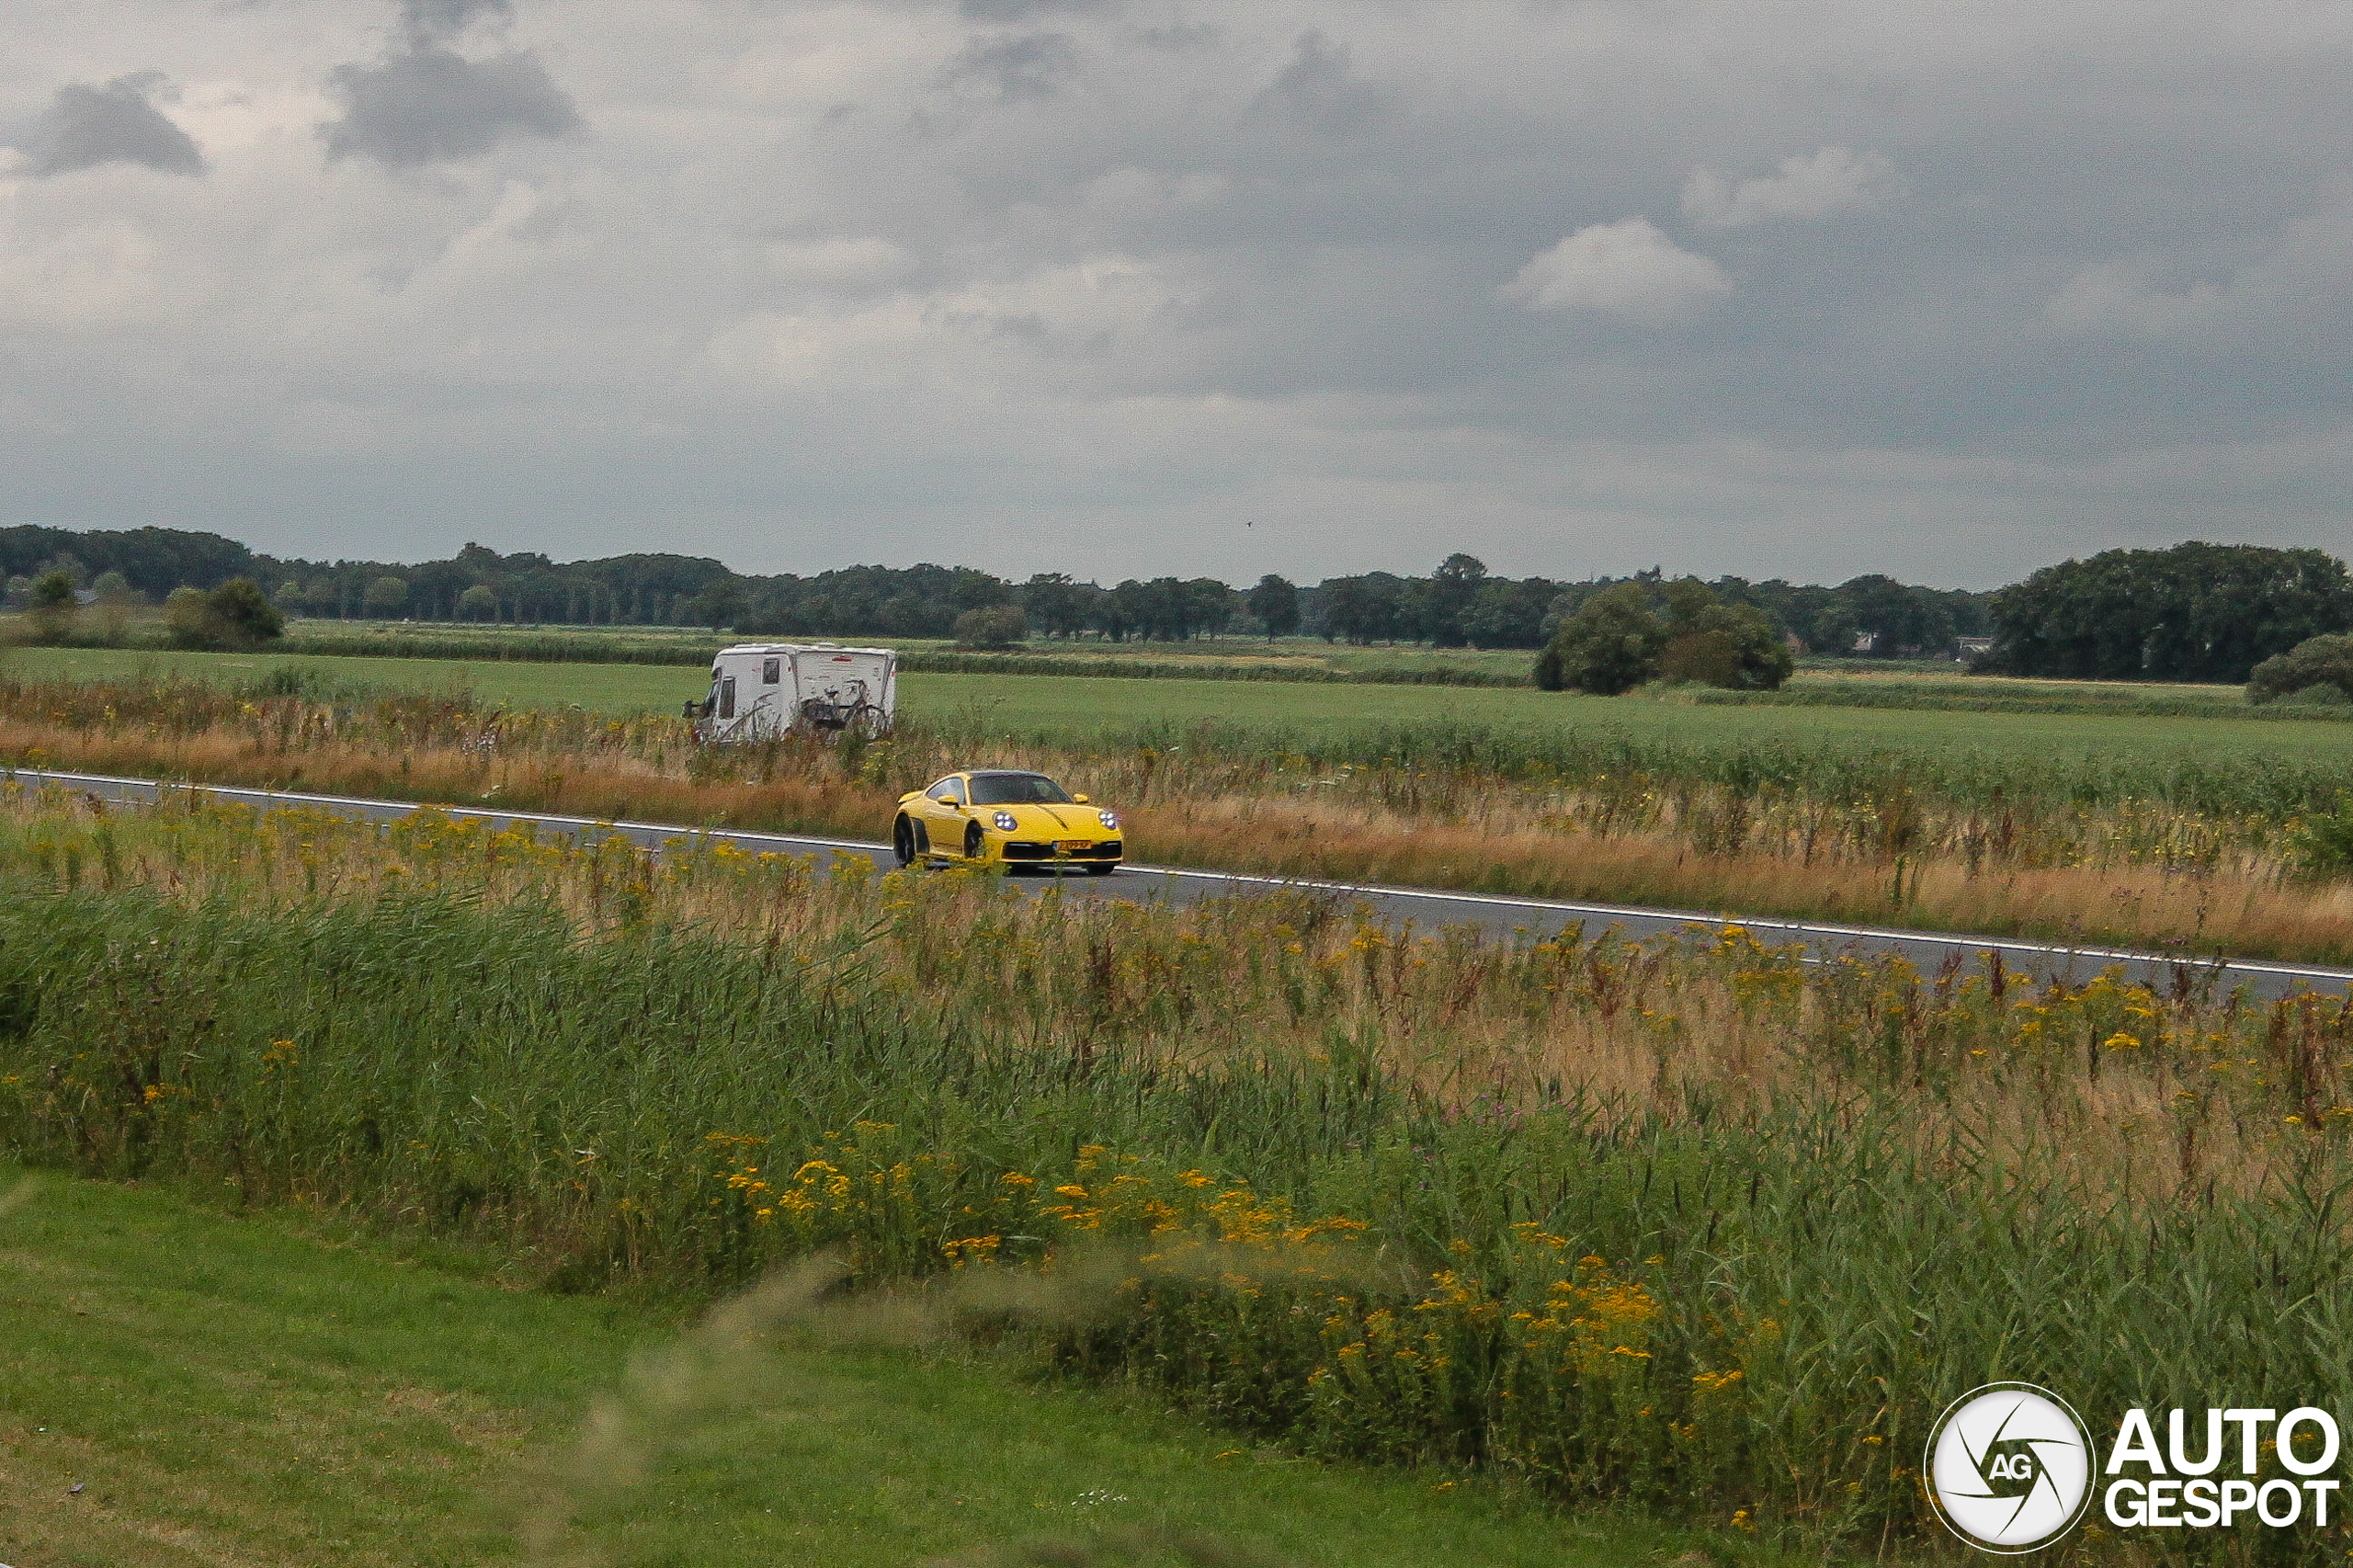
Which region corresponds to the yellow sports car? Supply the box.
[892,769,1122,874]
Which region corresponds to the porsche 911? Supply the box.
[892,770,1121,874]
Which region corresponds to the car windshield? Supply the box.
[967,772,1074,805]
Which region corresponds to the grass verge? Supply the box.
[0,1167,1767,1568]
[4,788,2353,1558]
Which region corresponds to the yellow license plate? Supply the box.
[1056,840,1092,852]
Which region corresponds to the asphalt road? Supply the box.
[9,766,2351,1001]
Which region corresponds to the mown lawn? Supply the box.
[12,642,2353,767]
[0,1169,1775,1568]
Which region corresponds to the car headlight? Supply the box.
[1098,811,1120,830]
[993,812,1017,831]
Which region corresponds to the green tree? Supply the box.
[1833,574,1953,655]
[1659,576,1717,637]
[164,579,284,650]
[90,570,138,643]
[1461,577,1558,648]
[210,578,285,648]
[1316,574,1405,644]
[1659,601,1793,690]
[1020,574,1087,639]
[691,579,745,633]
[1414,553,1487,646]
[164,586,211,647]
[1186,577,1240,639]
[952,604,1028,650]
[1538,583,1665,695]
[1246,574,1300,639]
[2248,633,2353,704]
[22,571,75,644]
[1987,542,2353,681]
[457,585,499,622]
[362,575,410,618]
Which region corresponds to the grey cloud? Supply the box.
[2045,199,2353,342]
[1250,30,1388,136]
[401,0,512,42]
[959,0,1110,19]
[1682,147,1902,229]
[324,46,580,165]
[17,0,2353,588]
[1134,22,1219,52]
[19,74,203,177]
[938,32,1079,104]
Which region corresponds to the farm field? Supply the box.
[0,1168,1689,1568]
[284,618,1549,678]
[6,614,1549,682]
[8,642,2351,765]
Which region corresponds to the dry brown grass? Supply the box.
[3,674,2352,963]
[17,783,2335,1210]
[1100,791,2353,964]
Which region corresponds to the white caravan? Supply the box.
[686,643,897,742]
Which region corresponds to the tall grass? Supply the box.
[3,786,2352,1557]
[6,673,2353,959]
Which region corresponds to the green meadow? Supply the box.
[0,1168,1725,1568]
[12,641,2353,767]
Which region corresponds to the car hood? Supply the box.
[988,802,1112,833]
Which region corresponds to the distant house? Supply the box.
[1852,631,1880,654]
[1955,636,1994,661]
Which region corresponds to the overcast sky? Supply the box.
[4,0,2350,586]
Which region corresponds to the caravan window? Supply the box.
[762,657,781,685]
[719,676,736,720]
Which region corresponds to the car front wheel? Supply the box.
[892,815,916,868]
[964,821,985,860]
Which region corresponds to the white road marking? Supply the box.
[9,767,2350,988]
[1133,864,2353,982]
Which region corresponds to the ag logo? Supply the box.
[1925,1383,2094,1553]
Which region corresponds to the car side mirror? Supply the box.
[1073,793,1090,804]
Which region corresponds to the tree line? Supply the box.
[3,526,2347,687]
[0,528,1994,661]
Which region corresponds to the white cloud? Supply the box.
[763,236,917,289]
[1681,146,1902,230]
[1078,166,1228,222]
[709,254,1197,392]
[0,217,172,330]
[2045,199,2353,339]
[1498,218,1730,323]
[2043,259,2225,337]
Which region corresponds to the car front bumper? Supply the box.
[998,839,1122,862]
